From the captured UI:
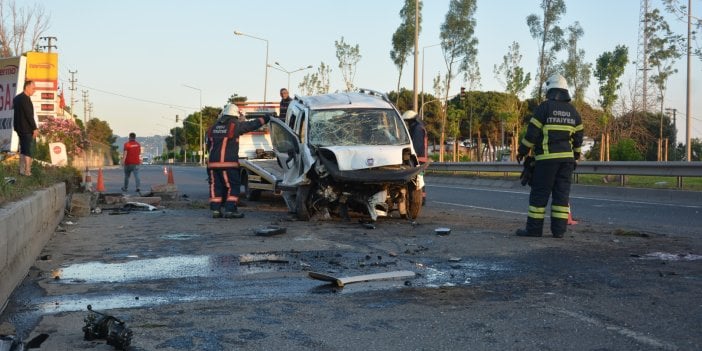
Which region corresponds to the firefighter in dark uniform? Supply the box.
[207,104,270,218]
[516,74,584,238]
[402,110,428,203]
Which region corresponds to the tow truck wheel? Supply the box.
[408,185,423,219]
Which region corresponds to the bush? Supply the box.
[611,138,644,161]
[0,159,83,207]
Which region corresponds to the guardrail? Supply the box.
[426,161,702,188]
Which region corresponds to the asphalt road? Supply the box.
[102,165,702,237]
[2,165,698,350]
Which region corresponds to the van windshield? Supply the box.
[307,108,410,147]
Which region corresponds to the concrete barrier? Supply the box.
[0,183,66,311]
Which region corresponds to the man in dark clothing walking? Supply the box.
[13,80,37,176]
[516,74,584,238]
[207,103,270,219]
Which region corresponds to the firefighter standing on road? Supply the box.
[402,110,428,203]
[207,104,270,219]
[516,74,583,238]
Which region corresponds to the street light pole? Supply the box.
[234,30,269,104]
[269,62,313,91]
[182,84,203,165]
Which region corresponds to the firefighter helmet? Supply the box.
[402,110,418,120]
[544,74,569,92]
[220,103,240,117]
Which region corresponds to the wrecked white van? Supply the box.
[269,89,425,221]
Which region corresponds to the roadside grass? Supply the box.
[0,159,83,208]
[426,170,702,191]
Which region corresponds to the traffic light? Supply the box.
[460,87,466,100]
[175,115,179,123]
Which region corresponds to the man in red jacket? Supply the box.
[121,132,142,194]
[207,104,270,218]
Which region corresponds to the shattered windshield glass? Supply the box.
[308,109,410,147]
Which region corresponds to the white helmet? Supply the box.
[544,74,569,92]
[220,103,240,117]
[402,110,418,120]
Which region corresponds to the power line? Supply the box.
[59,79,197,110]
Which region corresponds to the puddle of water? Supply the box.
[52,255,285,283]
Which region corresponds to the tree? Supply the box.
[493,41,531,98]
[560,22,592,103]
[526,0,567,100]
[390,0,422,105]
[85,118,119,163]
[594,45,629,161]
[611,138,644,161]
[299,62,332,95]
[438,0,479,162]
[334,37,361,92]
[0,0,50,57]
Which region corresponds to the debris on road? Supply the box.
[82,305,132,350]
[435,227,451,236]
[308,270,416,287]
[253,225,287,236]
[122,202,157,211]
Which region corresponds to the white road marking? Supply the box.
[433,201,525,215]
[553,308,678,351]
[427,184,701,209]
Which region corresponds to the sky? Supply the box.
[39,0,700,142]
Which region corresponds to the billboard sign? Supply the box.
[0,56,27,152]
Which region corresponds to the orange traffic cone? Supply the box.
[96,168,106,192]
[567,203,578,225]
[167,166,175,185]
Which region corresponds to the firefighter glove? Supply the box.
[516,153,525,164]
[263,114,272,124]
[574,152,580,160]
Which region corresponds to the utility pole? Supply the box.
[39,36,57,52]
[82,90,89,123]
[665,107,678,160]
[68,70,78,118]
[685,0,692,162]
[412,0,419,112]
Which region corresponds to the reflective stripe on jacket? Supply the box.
[519,97,583,161]
[207,116,265,168]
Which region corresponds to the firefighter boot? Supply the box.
[224,211,245,219]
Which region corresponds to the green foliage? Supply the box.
[0,161,82,207]
[493,41,531,98]
[645,8,683,111]
[611,138,644,161]
[594,45,628,122]
[526,0,567,100]
[299,62,332,95]
[390,0,422,104]
[335,37,362,92]
[560,22,592,103]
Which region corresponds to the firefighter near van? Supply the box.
[207,104,271,219]
[515,74,583,238]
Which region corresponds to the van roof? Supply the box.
[296,92,394,110]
